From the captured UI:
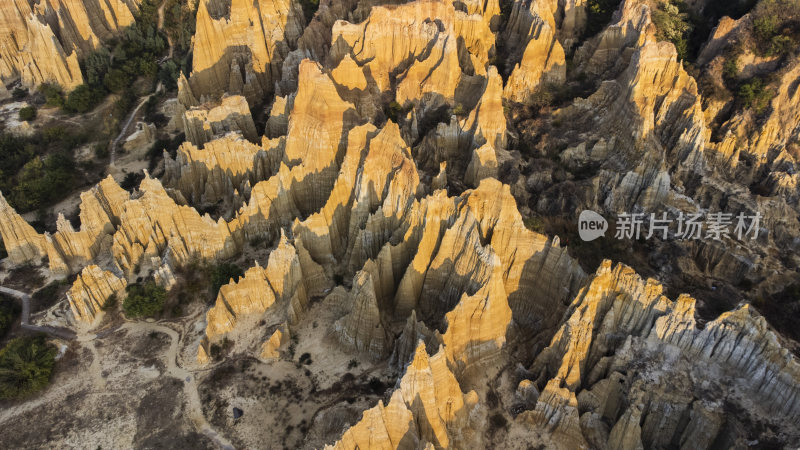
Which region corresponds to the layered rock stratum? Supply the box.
[1,0,799,448]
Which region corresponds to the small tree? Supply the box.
[38,83,65,108]
[64,84,101,114]
[18,106,37,121]
[123,280,167,318]
[0,335,57,399]
[737,78,774,113]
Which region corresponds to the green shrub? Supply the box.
[10,153,76,212]
[750,0,800,56]
[0,126,88,212]
[163,0,197,54]
[652,1,693,61]
[527,88,555,109]
[523,215,546,233]
[737,78,774,113]
[722,56,739,81]
[12,87,27,100]
[210,263,245,299]
[37,83,65,108]
[94,142,110,159]
[122,280,167,318]
[209,337,232,360]
[84,47,112,86]
[0,335,57,399]
[120,172,142,191]
[584,0,622,38]
[753,15,778,44]
[18,106,37,122]
[767,34,794,57]
[64,84,103,114]
[103,68,131,94]
[158,60,180,91]
[0,296,20,338]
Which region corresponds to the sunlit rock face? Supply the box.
[67,265,127,324]
[1,0,800,448]
[187,0,305,105]
[0,0,137,89]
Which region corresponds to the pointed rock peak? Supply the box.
[359,263,378,284]
[56,214,73,233]
[376,120,405,147]
[408,340,432,371]
[331,54,367,90]
[276,229,294,253]
[138,173,168,195]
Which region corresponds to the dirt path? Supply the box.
[110,0,173,169]
[118,321,236,450]
[109,95,151,167]
[157,0,175,60]
[0,286,76,340]
[0,283,233,448]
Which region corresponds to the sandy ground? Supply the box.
[193,295,395,449]
[0,280,395,449]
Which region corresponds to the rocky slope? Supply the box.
[0,0,138,89]
[1,0,799,448]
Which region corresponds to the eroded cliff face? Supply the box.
[67,265,127,324]
[522,261,800,448]
[186,0,305,105]
[0,0,138,89]
[1,0,799,448]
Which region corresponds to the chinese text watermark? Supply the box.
[578,210,761,242]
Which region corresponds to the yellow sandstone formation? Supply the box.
[67,265,127,324]
[0,0,137,89]
[188,0,305,104]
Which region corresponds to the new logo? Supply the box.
[578,210,608,241]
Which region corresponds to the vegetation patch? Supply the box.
[210,262,245,300]
[209,337,233,360]
[0,125,92,213]
[37,83,65,108]
[123,281,167,318]
[73,0,175,115]
[384,101,411,123]
[736,77,774,113]
[750,0,800,57]
[0,335,57,400]
[18,106,37,122]
[0,296,21,339]
[652,0,694,62]
[584,0,623,39]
